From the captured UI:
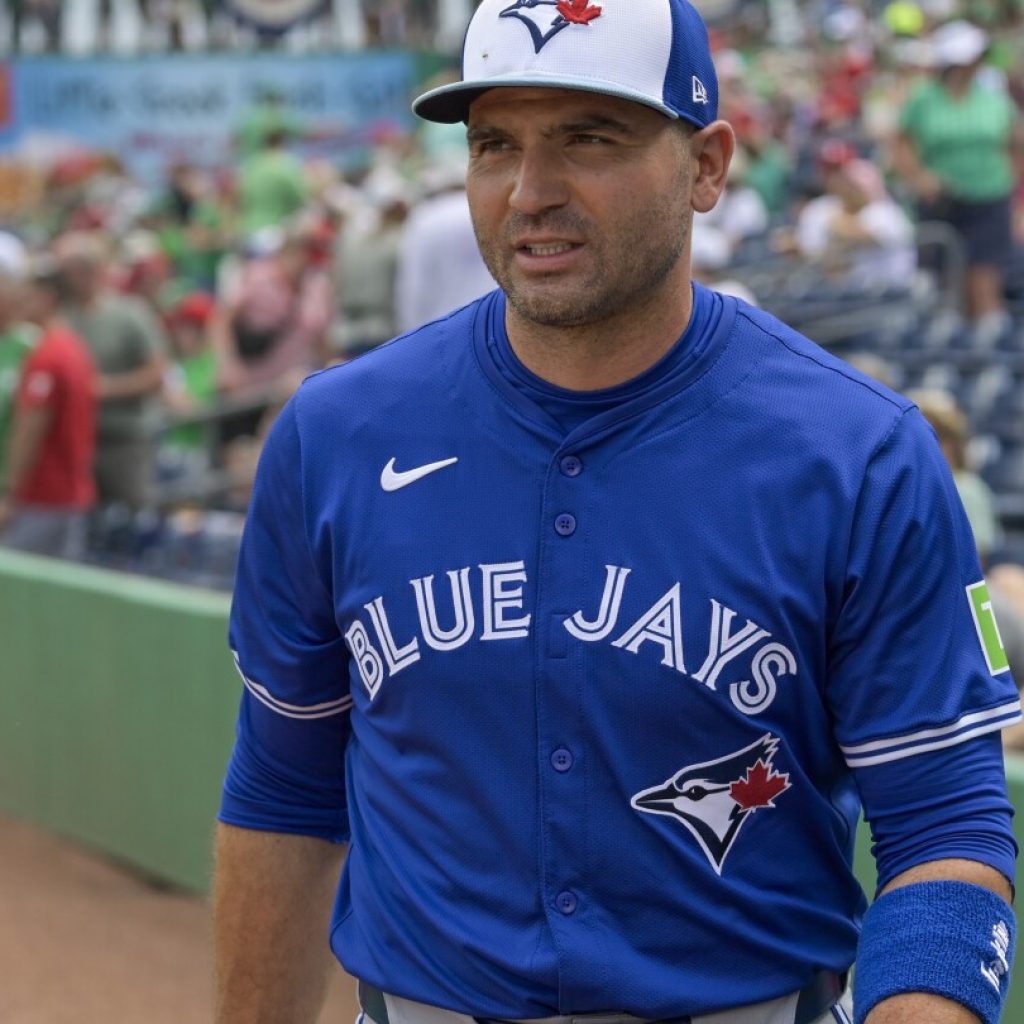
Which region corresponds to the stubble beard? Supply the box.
[475,203,690,332]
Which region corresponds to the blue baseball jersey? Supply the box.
[220,284,1020,1019]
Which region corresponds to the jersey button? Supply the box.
[554,513,577,537]
[551,747,574,772]
[556,890,578,915]
[559,455,583,477]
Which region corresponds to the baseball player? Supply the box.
[213,3,1020,1023]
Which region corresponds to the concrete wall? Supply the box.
[1,548,1021,1012]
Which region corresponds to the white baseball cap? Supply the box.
[413,0,720,128]
[931,19,988,67]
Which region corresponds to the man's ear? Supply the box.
[691,121,736,214]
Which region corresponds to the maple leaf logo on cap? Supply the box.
[631,734,793,874]
[500,0,603,53]
[557,0,602,24]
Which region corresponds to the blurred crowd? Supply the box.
[1,0,474,54]
[0,87,501,585]
[5,0,1024,602]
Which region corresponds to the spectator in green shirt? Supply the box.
[162,291,219,458]
[152,162,232,293]
[893,19,1022,339]
[235,95,303,159]
[238,127,309,240]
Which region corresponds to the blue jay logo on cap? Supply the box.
[500,0,603,54]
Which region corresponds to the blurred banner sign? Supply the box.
[227,0,328,32]
[0,54,418,186]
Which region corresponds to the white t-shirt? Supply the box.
[795,195,916,290]
[396,190,497,334]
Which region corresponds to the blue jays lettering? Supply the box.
[341,561,798,716]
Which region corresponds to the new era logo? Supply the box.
[692,76,709,105]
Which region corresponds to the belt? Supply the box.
[358,971,846,1024]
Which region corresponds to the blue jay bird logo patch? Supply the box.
[632,734,791,874]
[500,0,603,53]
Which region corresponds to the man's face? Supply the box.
[824,167,868,213]
[466,88,695,331]
[59,255,102,302]
[21,280,55,326]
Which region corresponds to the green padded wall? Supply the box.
[0,549,235,892]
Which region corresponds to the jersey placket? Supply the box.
[532,439,600,1007]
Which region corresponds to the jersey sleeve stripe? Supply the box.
[840,701,1022,768]
[232,651,353,720]
[840,701,1022,754]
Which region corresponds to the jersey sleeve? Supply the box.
[854,732,1017,889]
[219,396,352,841]
[827,405,1021,766]
[827,407,1020,882]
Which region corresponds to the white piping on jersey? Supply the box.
[831,1002,852,1024]
[232,650,353,719]
[840,700,1021,768]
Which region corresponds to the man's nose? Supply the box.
[508,146,571,215]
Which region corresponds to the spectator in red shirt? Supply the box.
[0,257,97,559]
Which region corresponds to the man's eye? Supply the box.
[572,134,608,145]
[473,139,510,154]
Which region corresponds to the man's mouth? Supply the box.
[521,242,577,256]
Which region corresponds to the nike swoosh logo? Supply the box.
[381,456,459,492]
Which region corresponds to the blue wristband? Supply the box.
[854,880,1015,1024]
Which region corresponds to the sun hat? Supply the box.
[931,19,988,68]
[413,0,719,128]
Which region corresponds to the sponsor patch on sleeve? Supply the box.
[967,581,1011,675]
